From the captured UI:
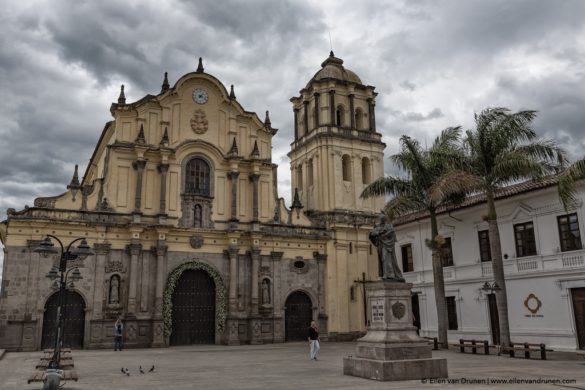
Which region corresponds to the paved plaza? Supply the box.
[0,342,584,390]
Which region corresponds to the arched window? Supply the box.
[307,159,314,186]
[355,108,363,129]
[336,105,345,126]
[297,165,303,190]
[185,158,210,196]
[194,204,202,227]
[342,154,352,181]
[362,157,371,184]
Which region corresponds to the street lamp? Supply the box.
[34,235,94,373]
[481,281,501,293]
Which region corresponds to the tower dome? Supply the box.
[306,51,362,88]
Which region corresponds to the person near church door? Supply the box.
[308,320,320,360]
[114,318,124,351]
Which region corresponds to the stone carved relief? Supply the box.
[190,109,208,134]
[105,261,125,274]
[261,279,271,305]
[190,235,204,249]
[109,275,120,304]
[391,301,406,320]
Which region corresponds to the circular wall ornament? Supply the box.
[391,301,406,319]
[524,293,542,314]
[190,235,204,249]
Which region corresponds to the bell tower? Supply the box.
[288,52,386,337]
[288,51,385,214]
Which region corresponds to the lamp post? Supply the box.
[481,281,501,293]
[34,235,94,371]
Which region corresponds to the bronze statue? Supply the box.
[369,213,405,282]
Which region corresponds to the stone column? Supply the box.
[132,160,147,213]
[349,94,355,129]
[158,163,169,215]
[92,243,111,320]
[303,100,309,135]
[228,244,239,311]
[313,92,320,128]
[314,252,327,320]
[249,173,260,222]
[152,241,167,347]
[329,90,336,125]
[270,251,284,342]
[293,108,299,141]
[251,247,261,314]
[368,98,376,132]
[154,242,167,318]
[228,171,240,226]
[139,251,150,312]
[127,240,142,315]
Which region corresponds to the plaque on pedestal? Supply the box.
[343,281,448,381]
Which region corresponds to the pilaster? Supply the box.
[127,239,142,316]
[92,243,111,320]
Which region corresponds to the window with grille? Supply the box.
[514,222,537,257]
[558,213,582,252]
[446,296,458,330]
[185,158,210,196]
[478,230,491,262]
[401,244,413,272]
[441,237,454,267]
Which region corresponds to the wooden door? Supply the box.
[285,291,313,341]
[170,270,216,345]
[42,290,86,349]
[572,288,585,349]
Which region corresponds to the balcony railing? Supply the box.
[406,248,585,285]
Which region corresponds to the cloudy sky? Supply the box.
[1,0,585,275]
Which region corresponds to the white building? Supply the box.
[393,176,585,351]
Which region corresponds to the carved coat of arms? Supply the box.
[190,109,208,134]
[391,302,406,319]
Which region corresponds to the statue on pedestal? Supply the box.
[369,213,405,282]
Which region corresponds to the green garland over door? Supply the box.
[162,261,227,337]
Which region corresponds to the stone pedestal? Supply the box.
[343,281,448,381]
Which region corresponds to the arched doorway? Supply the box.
[285,291,313,341]
[41,290,86,350]
[170,269,215,345]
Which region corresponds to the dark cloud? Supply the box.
[1,0,585,273]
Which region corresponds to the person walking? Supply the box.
[308,320,320,361]
[114,318,124,351]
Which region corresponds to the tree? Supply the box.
[432,108,566,347]
[361,127,464,348]
[558,158,585,209]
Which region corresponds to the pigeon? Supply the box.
[124,368,130,376]
[139,366,145,374]
[121,367,125,374]
[148,365,155,373]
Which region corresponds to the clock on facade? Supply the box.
[192,88,208,104]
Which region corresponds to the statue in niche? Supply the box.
[261,279,271,305]
[109,275,120,304]
[369,213,405,282]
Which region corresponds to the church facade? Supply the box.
[0,54,384,350]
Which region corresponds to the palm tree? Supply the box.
[432,108,566,347]
[361,127,464,348]
[558,158,585,209]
